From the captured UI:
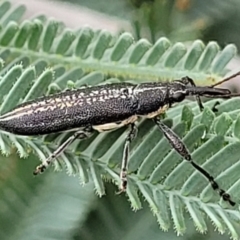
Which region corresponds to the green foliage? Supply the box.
[129,0,240,48]
[0,1,240,239]
[58,0,240,47]
[0,153,96,240]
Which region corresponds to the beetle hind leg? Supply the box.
[33,128,93,175]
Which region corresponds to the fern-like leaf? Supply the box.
[0,1,240,239]
[0,1,236,84]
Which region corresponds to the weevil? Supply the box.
[0,72,240,206]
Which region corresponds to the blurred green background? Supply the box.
[1,0,240,239]
[57,0,240,47]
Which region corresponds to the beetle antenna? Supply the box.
[211,71,240,87]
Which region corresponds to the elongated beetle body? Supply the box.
[0,81,231,135]
[0,72,240,206]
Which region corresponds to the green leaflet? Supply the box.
[55,29,76,55]
[0,66,35,113]
[0,21,18,46]
[183,40,205,71]
[14,20,32,48]
[110,32,134,62]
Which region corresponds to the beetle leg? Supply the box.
[211,101,220,112]
[179,77,204,111]
[154,117,235,206]
[119,123,138,192]
[33,128,93,175]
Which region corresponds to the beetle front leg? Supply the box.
[211,101,220,112]
[33,128,93,175]
[179,76,204,111]
[154,117,235,206]
[119,123,138,192]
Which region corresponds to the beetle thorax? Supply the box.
[167,82,187,104]
[133,83,169,115]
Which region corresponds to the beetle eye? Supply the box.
[172,91,185,102]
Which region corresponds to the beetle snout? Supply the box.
[187,86,231,96]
